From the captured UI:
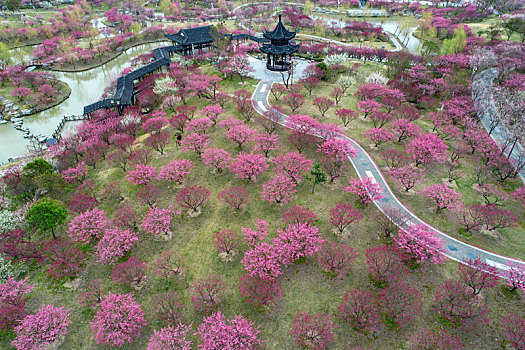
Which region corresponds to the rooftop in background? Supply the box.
[263,14,297,41]
[165,25,216,46]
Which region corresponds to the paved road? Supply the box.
[472,68,525,183]
[252,80,524,277]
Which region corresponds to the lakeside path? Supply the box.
[251,79,524,277]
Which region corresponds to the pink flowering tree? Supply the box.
[187,118,213,134]
[388,165,424,192]
[68,207,109,245]
[0,277,34,331]
[156,159,193,185]
[407,133,448,166]
[90,293,147,347]
[61,162,88,184]
[258,108,283,134]
[96,227,139,264]
[421,183,462,212]
[274,223,324,264]
[363,128,394,147]
[283,93,305,112]
[505,262,525,293]
[392,118,421,142]
[151,251,185,281]
[12,304,71,350]
[336,108,358,127]
[365,245,407,288]
[227,124,256,150]
[113,206,139,231]
[239,274,282,308]
[338,289,380,336]
[377,281,422,330]
[201,104,225,125]
[344,177,384,205]
[409,328,463,350]
[214,229,242,261]
[112,257,147,287]
[241,218,270,247]
[180,133,210,156]
[317,241,359,278]
[395,224,446,264]
[145,130,171,155]
[457,258,499,296]
[190,275,226,314]
[176,186,210,214]
[260,174,297,205]
[313,96,335,118]
[242,242,283,280]
[252,133,279,157]
[433,279,488,330]
[152,291,183,325]
[195,312,263,350]
[329,202,363,235]
[141,206,174,239]
[318,138,357,182]
[271,152,312,184]
[78,280,104,309]
[513,187,525,207]
[501,315,525,350]
[218,186,249,211]
[202,148,232,174]
[290,311,337,349]
[229,153,268,181]
[147,324,192,350]
[282,205,317,226]
[126,164,156,185]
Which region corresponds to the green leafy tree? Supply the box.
[26,198,67,239]
[305,163,327,194]
[441,26,466,55]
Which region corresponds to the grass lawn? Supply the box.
[269,60,525,260]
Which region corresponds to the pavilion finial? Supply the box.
[278,14,282,22]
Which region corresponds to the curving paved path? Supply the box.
[251,80,524,277]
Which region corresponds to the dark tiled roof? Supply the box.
[260,43,300,55]
[166,25,216,45]
[229,33,270,43]
[263,15,296,41]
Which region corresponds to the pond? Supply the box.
[0,42,167,164]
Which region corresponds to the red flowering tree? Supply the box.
[229,153,268,181]
[338,289,380,336]
[151,251,185,281]
[153,291,183,325]
[317,241,359,278]
[141,206,174,239]
[95,228,139,264]
[239,274,282,308]
[329,202,362,235]
[318,139,357,182]
[395,224,446,264]
[78,279,104,309]
[176,185,210,214]
[290,311,337,349]
[242,242,283,280]
[407,133,448,166]
[90,292,147,347]
[272,152,313,184]
[218,186,249,211]
[147,324,192,350]
[68,207,109,245]
[260,174,297,205]
[202,148,232,174]
[241,218,269,247]
[67,192,98,214]
[43,239,86,279]
[365,245,407,288]
[195,312,263,350]
[457,258,499,295]
[126,164,156,185]
[214,229,241,261]
[190,275,226,314]
[336,108,358,127]
[274,223,324,264]
[0,277,34,331]
[344,177,384,205]
[377,281,422,330]
[409,328,463,350]
[156,159,193,185]
[421,184,462,212]
[313,96,335,118]
[282,205,317,226]
[12,304,71,350]
[501,315,525,350]
[145,130,171,155]
[138,184,162,208]
[433,279,488,330]
[112,257,147,287]
[283,93,305,112]
[113,206,139,231]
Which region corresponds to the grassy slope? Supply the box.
[2,66,523,350]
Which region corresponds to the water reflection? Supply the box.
[1,42,168,164]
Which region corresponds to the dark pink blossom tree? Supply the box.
[242,242,283,280]
[229,153,268,181]
[252,133,279,157]
[227,124,256,150]
[505,262,525,293]
[0,277,34,331]
[153,291,183,325]
[388,165,424,192]
[338,289,380,336]
[365,245,407,288]
[151,250,185,281]
[12,304,71,350]
[409,328,463,350]
[377,281,422,330]
[239,274,282,308]
[313,96,335,118]
[112,257,147,286]
[96,228,139,264]
[78,279,104,309]
[214,229,241,261]
[195,312,263,350]
[113,205,139,231]
[156,159,193,185]
[180,133,210,156]
[218,186,249,211]
[201,104,225,125]
[329,202,363,234]
[260,174,297,205]
[90,292,147,347]
[68,207,109,245]
[141,206,174,238]
[241,218,269,247]
[392,118,421,142]
[395,224,446,264]
[336,108,358,127]
[282,205,317,226]
[283,93,305,112]
[421,184,462,212]
[190,275,226,314]
[126,164,156,185]
[501,315,525,350]
[407,133,448,166]
[202,148,232,173]
[290,311,337,349]
[176,186,210,214]
[344,177,384,204]
[317,241,359,278]
[147,324,192,350]
[363,128,394,147]
[274,223,324,264]
[457,258,499,295]
[271,152,312,184]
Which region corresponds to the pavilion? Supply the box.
[260,15,300,72]
[165,25,215,56]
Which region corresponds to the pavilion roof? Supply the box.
[166,25,216,45]
[263,15,296,41]
[260,43,300,55]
